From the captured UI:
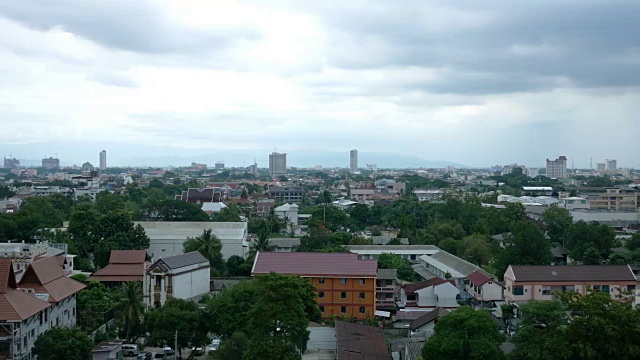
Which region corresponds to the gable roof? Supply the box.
[402,277,453,294]
[467,270,493,287]
[421,251,492,278]
[410,307,449,330]
[252,252,378,277]
[109,250,147,264]
[335,321,389,360]
[509,265,637,282]
[0,258,51,321]
[153,251,208,271]
[18,257,86,302]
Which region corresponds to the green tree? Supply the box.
[378,253,415,282]
[542,207,573,245]
[438,238,460,255]
[33,327,92,360]
[213,206,241,222]
[582,247,602,265]
[146,298,210,357]
[422,306,504,360]
[608,252,631,265]
[458,235,492,267]
[509,300,571,360]
[495,221,551,278]
[565,221,615,261]
[77,281,114,332]
[212,331,248,360]
[184,229,225,276]
[143,199,209,221]
[226,255,251,277]
[116,281,145,341]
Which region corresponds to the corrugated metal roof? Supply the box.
[377,269,397,280]
[425,251,492,278]
[510,265,636,282]
[336,321,389,360]
[157,251,208,270]
[252,252,377,277]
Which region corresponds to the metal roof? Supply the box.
[156,251,208,270]
[509,265,636,282]
[252,252,377,277]
[335,321,390,360]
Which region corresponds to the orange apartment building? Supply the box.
[251,252,378,319]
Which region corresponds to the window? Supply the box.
[319,306,325,313]
[318,291,325,298]
[340,306,347,313]
[341,292,347,299]
[592,285,601,292]
[406,294,417,301]
[602,285,610,294]
[155,276,161,287]
[318,278,325,284]
[542,286,551,295]
[628,285,636,292]
[30,329,34,338]
[563,285,575,293]
[359,279,366,285]
[359,307,366,314]
[513,286,524,296]
[359,292,366,299]
[341,278,347,285]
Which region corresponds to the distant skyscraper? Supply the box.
[99,150,107,170]
[350,149,358,174]
[606,159,617,170]
[3,157,20,169]
[42,157,60,170]
[269,152,287,177]
[215,161,225,170]
[546,156,568,179]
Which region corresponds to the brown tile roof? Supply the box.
[89,263,147,282]
[410,307,449,330]
[509,265,637,282]
[252,252,378,277]
[19,257,85,302]
[109,250,148,264]
[335,321,389,360]
[0,259,50,321]
[467,270,492,286]
[402,277,453,294]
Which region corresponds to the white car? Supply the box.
[207,340,220,354]
[162,345,174,355]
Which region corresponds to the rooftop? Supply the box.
[153,251,209,271]
[252,252,377,277]
[421,251,493,278]
[402,277,452,294]
[377,268,397,280]
[466,270,493,287]
[335,321,390,360]
[0,258,51,321]
[509,265,636,282]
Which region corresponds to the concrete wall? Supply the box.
[174,267,210,300]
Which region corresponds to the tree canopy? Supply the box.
[33,327,92,360]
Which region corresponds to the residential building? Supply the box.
[465,270,504,302]
[0,259,51,360]
[349,149,358,174]
[526,168,540,178]
[175,187,224,203]
[335,321,389,360]
[268,186,304,203]
[41,157,60,170]
[251,252,378,319]
[268,152,287,177]
[607,159,617,170]
[559,197,590,210]
[375,269,398,310]
[89,250,149,286]
[418,250,492,293]
[350,188,375,202]
[99,150,107,171]
[584,188,639,211]
[414,189,445,202]
[92,340,124,360]
[393,307,449,338]
[0,242,71,282]
[346,245,440,262]
[136,221,249,260]
[546,156,568,179]
[503,265,637,303]
[261,238,300,252]
[273,203,299,233]
[145,252,210,308]
[2,157,19,169]
[399,277,460,309]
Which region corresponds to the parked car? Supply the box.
[162,345,174,355]
[122,344,139,357]
[207,340,220,354]
[137,351,152,360]
[153,353,166,359]
[191,346,205,356]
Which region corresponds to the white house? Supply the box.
[399,277,459,309]
[273,203,299,234]
[418,251,492,293]
[145,252,210,308]
[465,270,504,302]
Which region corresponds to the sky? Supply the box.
[1,1,639,168]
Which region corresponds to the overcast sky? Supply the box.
[1,1,639,168]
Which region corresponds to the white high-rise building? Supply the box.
[99,150,107,170]
[606,159,617,170]
[269,152,287,177]
[546,156,568,179]
[350,149,358,174]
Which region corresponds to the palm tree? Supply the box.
[183,229,223,265]
[116,282,144,341]
[247,226,275,263]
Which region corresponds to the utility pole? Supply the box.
[175,330,178,360]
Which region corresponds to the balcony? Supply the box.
[376,299,396,307]
[376,286,396,293]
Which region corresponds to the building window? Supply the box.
[341,292,347,299]
[513,286,524,296]
[341,278,347,285]
[542,286,551,295]
[155,276,161,287]
[359,292,366,299]
[563,285,575,293]
[30,329,34,338]
[359,279,366,285]
[359,307,366,314]
[318,278,325,284]
[406,294,417,301]
[602,285,610,294]
[318,292,325,298]
[628,285,636,293]
[340,306,347,313]
[319,306,324,313]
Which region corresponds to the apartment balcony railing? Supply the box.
[376,299,396,306]
[376,286,396,292]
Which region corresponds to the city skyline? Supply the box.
[1,2,639,167]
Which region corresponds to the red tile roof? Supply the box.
[89,263,146,282]
[252,252,377,277]
[467,270,492,286]
[19,257,85,303]
[109,250,148,264]
[402,277,453,294]
[0,259,50,321]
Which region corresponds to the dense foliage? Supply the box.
[33,327,92,360]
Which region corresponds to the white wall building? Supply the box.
[136,221,249,260]
[273,203,299,234]
[559,197,590,210]
[399,278,459,309]
[546,156,568,179]
[350,149,358,174]
[145,252,210,308]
